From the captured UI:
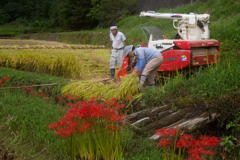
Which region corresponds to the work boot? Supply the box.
[110,69,115,80]
[139,80,145,90]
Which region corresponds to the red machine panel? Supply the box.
[189,40,219,47]
[174,41,191,50]
[159,50,191,71]
[192,54,219,66]
[118,55,129,79]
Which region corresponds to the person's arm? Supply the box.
[133,49,145,73]
[134,59,145,73]
[110,41,113,54]
[124,39,129,46]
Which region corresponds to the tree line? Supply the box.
[0,0,138,32]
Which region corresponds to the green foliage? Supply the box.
[220,135,237,153]
[57,0,97,30]
[88,0,138,27]
[1,2,24,23]
[141,87,164,107]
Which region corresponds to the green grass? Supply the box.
[0,88,66,159]
[123,132,163,160]
[0,68,71,159]
[0,26,27,36]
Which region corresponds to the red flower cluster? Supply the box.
[21,86,49,100]
[56,95,83,105]
[157,128,178,137]
[49,99,126,138]
[126,95,133,100]
[156,128,220,159]
[0,77,10,87]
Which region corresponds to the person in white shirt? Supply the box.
[109,25,129,80]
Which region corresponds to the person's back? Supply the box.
[135,47,162,64]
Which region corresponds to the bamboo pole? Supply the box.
[0,83,57,90]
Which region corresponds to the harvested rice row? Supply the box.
[62,69,140,101]
[0,49,109,79]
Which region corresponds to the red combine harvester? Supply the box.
[118,11,220,79]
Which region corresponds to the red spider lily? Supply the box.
[111,97,118,102]
[126,95,133,100]
[27,87,32,90]
[30,91,35,94]
[157,128,177,137]
[188,139,201,148]
[1,83,6,87]
[221,153,227,159]
[177,139,189,148]
[120,104,125,108]
[158,139,170,147]
[50,99,126,139]
[98,96,104,99]
[77,122,93,133]
[55,127,74,138]
[35,94,39,97]
[57,97,63,100]
[181,135,193,141]
[208,137,220,147]
[199,135,220,147]
[90,97,96,101]
[40,94,45,96]
[68,97,73,100]
[21,86,27,88]
[3,77,9,80]
[49,122,58,130]
[0,79,3,83]
[75,96,80,99]
[205,149,215,155]
[43,97,49,100]
[63,94,68,98]
[70,94,75,97]
[67,103,73,107]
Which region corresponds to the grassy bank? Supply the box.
[0,67,70,159]
[143,49,240,105]
[0,89,66,159]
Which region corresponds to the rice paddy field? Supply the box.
[0,39,109,80]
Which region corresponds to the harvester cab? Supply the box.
[117,11,220,79]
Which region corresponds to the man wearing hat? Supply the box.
[109,25,129,80]
[124,45,163,89]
